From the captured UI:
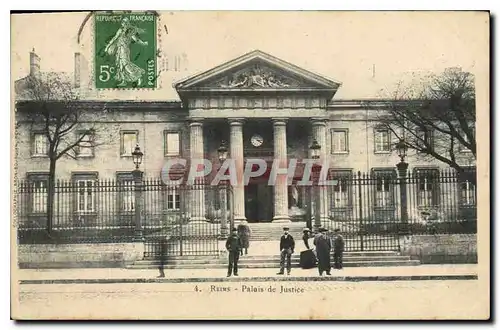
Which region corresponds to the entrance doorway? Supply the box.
[245,183,273,222]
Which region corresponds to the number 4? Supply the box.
[99,65,115,82]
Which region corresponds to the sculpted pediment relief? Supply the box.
[175,50,341,95]
[213,64,299,89]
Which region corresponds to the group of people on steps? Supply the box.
[225,224,345,277]
[156,223,345,278]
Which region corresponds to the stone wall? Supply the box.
[400,234,477,264]
[17,242,144,268]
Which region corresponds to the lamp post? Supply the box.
[310,139,322,232]
[395,138,409,235]
[217,140,229,238]
[131,144,144,241]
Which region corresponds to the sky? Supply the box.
[10,11,489,100]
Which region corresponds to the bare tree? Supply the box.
[367,67,476,179]
[16,72,109,235]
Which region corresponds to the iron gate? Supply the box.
[143,181,233,259]
[313,171,401,252]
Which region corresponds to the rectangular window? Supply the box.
[460,125,475,153]
[328,170,352,208]
[117,173,135,212]
[164,131,180,156]
[372,169,396,208]
[415,169,440,207]
[121,131,138,157]
[27,173,49,213]
[165,186,180,210]
[73,173,97,213]
[459,167,476,206]
[416,128,433,152]
[331,129,348,153]
[77,131,95,157]
[374,129,391,153]
[460,180,476,206]
[32,133,48,156]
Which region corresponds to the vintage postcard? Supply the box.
[10,11,490,320]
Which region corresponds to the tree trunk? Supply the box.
[46,158,56,235]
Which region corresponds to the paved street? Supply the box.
[15,280,487,320]
[17,264,478,282]
[12,264,487,319]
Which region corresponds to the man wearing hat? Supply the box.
[277,226,295,275]
[225,227,242,277]
[333,229,345,270]
[313,227,332,276]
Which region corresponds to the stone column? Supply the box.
[272,119,291,223]
[189,119,206,222]
[229,118,247,223]
[311,118,330,228]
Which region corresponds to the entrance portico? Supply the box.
[174,50,341,224]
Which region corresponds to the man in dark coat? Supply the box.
[277,227,295,275]
[313,228,332,276]
[225,227,242,277]
[333,229,345,270]
[157,237,168,278]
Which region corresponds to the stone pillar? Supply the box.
[189,119,206,222]
[311,118,330,228]
[272,119,291,223]
[229,118,247,223]
[132,169,144,241]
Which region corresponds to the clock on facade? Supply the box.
[251,134,264,147]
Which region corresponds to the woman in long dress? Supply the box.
[237,223,252,256]
[104,17,148,87]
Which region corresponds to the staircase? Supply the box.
[128,222,420,270]
[128,239,420,269]
[245,222,306,241]
[127,250,419,269]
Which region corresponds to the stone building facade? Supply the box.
[15,50,477,226]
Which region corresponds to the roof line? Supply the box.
[174,49,342,89]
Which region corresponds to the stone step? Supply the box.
[127,260,421,269]
[146,250,402,260]
[134,256,413,265]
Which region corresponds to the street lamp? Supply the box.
[395,138,408,163]
[131,144,144,170]
[310,139,321,160]
[217,140,228,163]
[131,144,144,241]
[394,138,409,235]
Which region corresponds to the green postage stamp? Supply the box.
[94,12,157,89]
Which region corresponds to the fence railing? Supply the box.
[15,178,232,245]
[325,168,477,236]
[15,167,477,245]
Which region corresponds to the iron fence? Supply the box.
[15,178,232,257]
[324,168,477,250]
[16,179,137,244]
[405,167,477,235]
[15,167,476,254]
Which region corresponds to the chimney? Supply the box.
[29,48,40,77]
[74,52,81,88]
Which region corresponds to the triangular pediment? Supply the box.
[174,50,341,94]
